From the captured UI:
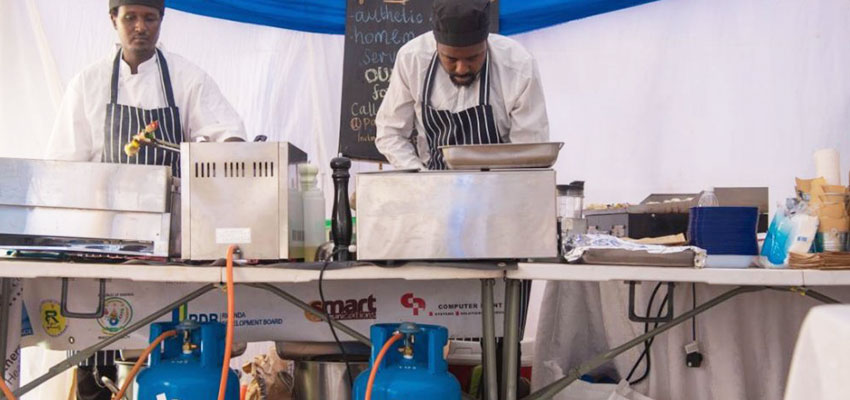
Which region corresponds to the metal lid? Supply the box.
[275,341,370,361]
[557,181,584,196]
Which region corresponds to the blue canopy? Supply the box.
[166,0,657,35]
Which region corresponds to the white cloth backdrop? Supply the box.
[4,0,850,398]
[536,281,850,400]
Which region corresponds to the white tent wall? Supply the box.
[6,0,849,211]
[517,0,850,204]
[3,0,850,398]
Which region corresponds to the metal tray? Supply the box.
[439,142,563,170]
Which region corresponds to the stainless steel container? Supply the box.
[293,359,367,400]
[356,169,558,260]
[0,158,174,256]
[440,142,563,170]
[180,142,307,260]
[276,341,370,400]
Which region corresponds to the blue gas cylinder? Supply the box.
[353,323,461,400]
[136,320,239,400]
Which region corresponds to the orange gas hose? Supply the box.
[218,245,238,400]
[365,332,404,400]
[0,377,16,400]
[112,330,177,400]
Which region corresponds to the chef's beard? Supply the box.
[450,71,480,87]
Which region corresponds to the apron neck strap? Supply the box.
[422,53,441,108]
[422,50,491,108]
[478,52,490,106]
[110,48,177,108]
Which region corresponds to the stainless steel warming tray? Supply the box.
[439,142,564,170]
[356,169,558,260]
[0,158,175,256]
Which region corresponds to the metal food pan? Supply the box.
[439,142,563,170]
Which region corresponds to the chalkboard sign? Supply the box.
[339,0,499,162]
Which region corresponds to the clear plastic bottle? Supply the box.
[300,164,325,261]
[698,187,720,207]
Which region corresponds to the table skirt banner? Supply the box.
[20,278,504,350]
[3,278,23,389]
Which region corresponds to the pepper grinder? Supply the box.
[330,156,352,261]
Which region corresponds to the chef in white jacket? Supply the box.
[46,0,246,178]
[44,1,245,399]
[375,0,549,170]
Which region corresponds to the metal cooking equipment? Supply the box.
[180,142,307,260]
[0,158,175,256]
[276,341,369,400]
[275,341,370,360]
[356,169,558,260]
[439,142,564,170]
[293,359,367,400]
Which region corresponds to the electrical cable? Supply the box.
[112,330,177,400]
[319,248,355,388]
[365,332,404,400]
[626,282,673,385]
[629,291,669,385]
[691,283,697,341]
[625,282,662,382]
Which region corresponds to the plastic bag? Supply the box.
[760,199,819,267]
[241,348,294,400]
[540,361,655,400]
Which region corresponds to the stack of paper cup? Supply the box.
[793,150,848,252]
[814,148,841,185]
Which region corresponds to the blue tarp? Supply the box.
[166,0,657,35]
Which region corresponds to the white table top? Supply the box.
[230,264,504,283]
[0,260,504,283]
[511,263,850,286]
[0,260,221,282]
[3,259,849,286]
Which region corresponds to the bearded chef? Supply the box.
[374,0,547,396]
[375,0,549,170]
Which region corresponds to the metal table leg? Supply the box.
[501,279,521,400]
[481,279,498,400]
[0,278,10,383]
[10,283,217,399]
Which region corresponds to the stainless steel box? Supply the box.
[0,158,174,256]
[180,142,307,260]
[356,169,558,260]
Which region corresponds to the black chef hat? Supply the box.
[109,0,165,15]
[432,0,490,47]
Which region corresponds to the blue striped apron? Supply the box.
[421,52,503,170]
[102,49,183,177]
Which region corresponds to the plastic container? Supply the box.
[697,187,720,207]
[556,181,585,219]
[300,164,325,262]
[687,207,759,255]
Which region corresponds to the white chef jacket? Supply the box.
[46,46,246,161]
[375,32,549,169]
